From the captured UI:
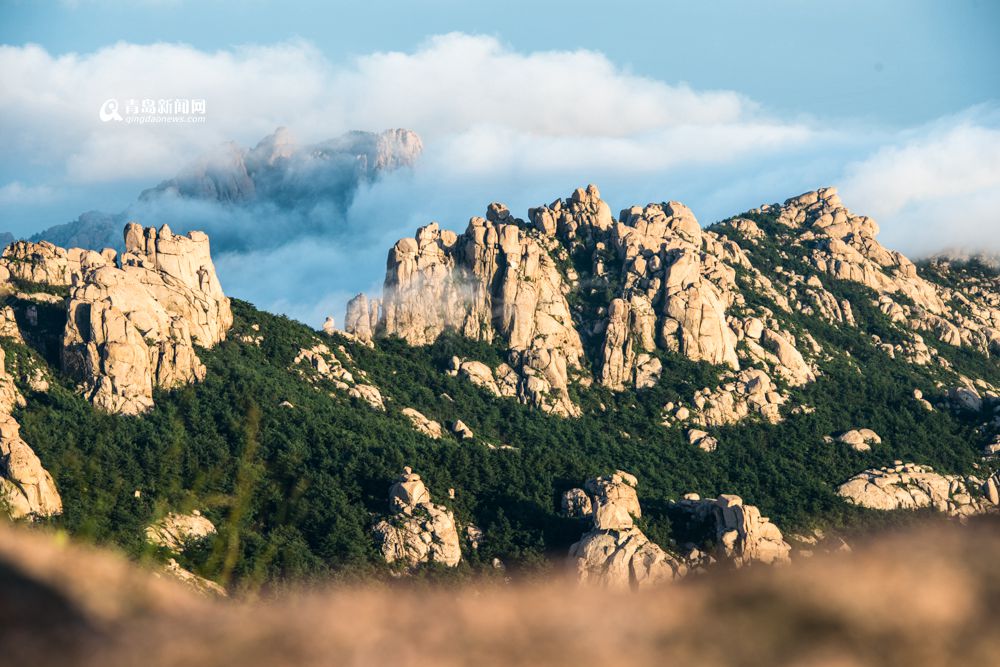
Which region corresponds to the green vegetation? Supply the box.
[2,218,997,591]
[0,286,990,592]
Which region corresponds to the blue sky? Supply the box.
[3,0,998,124]
[0,0,998,323]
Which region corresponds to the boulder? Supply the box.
[451,419,474,440]
[373,467,461,568]
[584,471,642,520]
[146,511,216,553]
[838,462,998,517]
[568,470,685,589]
[834,429,882,452]
[401,408,442,439]
[672,494,791,567]
[687,429,718,452]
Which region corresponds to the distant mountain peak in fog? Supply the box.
[25,127,422,250]
[140,127,422,207]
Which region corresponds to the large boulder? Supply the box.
[672,494,791,567]
[833,428,882,452]
[146,511,216,553]
[568,470,686,589]
[373,467,461,568]
[401,408,442,439]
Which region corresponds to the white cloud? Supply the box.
[0,181,57,204]
[840,115,1000,255]
[0,34,814,185]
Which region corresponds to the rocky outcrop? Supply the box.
[450,419,474,440]
[0,346,61,520]
[590,195,741,388]
[664,368,786,427]
[829,429,882,452]
[61,223,232,415]
[372,467,461,568]
[568,471,686,589]
[0,306,23,342]
[838,462,1000,517]
[0,348,25,415]
[672,494,791,567]
[292,343,385,410]
[146,511,216,553]
[687,429,718,452]
[343,293,379,344]
[380,211,584,416]
[401,408,442,439]
[119,223,232,347]
[763,188,1000,356]
[0,414,62,519]
[0,240,113,286]
[162,558,227,597]
[584,471,642,521]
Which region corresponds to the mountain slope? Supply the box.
[0,184,997,592]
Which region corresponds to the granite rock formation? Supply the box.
[372,467,461,568]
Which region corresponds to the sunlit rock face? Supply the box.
[0,414,62,520]
[379,209,585,417]
[372,467,461,568]
[62,223,233,415]
[567,471,687,590]
[0,240,113,286]
[838,462,1000,517]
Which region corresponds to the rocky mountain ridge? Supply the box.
[0,183,997,593]
[347,185,999,427]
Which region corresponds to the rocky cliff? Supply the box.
[62,223,232,414]
[372,467,461,568]
[1,222,232,415]
[350,184,998,431]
